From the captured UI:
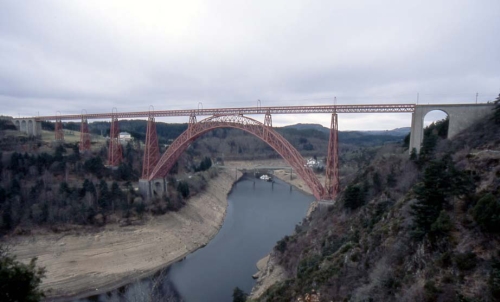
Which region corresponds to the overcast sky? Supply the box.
[1,0,499,130]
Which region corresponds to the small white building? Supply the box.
[119,132,132,142]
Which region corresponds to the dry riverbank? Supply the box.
[248,160,322,299]
[2,169,241,301]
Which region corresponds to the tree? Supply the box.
[343,184,365,210]
[98,180,110,211]
[83,157,105,178]
[177,181,190,198]
[232,287,248,302]
[409,148,418,162]
[0,151,3,180]
[490,258,500,300]
[0,246,45,302]
[372,172,382,194]
[111,182,124,212]
[411,156,474,239]
[386,167,397,188]
[493,94,500,124]
[54,145,66,162]
[473,193,500,232]
[197,156,212,172]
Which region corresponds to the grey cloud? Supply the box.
[1,0,499,129]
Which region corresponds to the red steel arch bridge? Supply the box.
[25,104,416,200]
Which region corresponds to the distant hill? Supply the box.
[359,127,410,136]
[284,124,410,137]
[283,123,329,133]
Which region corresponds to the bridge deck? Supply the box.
[31,104,416,121]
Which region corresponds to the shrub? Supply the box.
[430,210,453,236]
[177,181,190,198]
[232,287,247,302]
[424,280,440,301]
[344,185,365,210]
[297,254,322,279]
[0,246,46,302]
[472,193,500,232]
[276,236,289,253]
[454,252,477,271]
[490,259,500,300]
[492,94,500,124]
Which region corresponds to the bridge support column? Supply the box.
[188,111,197,137]
[142,113,160,179]
[55,117,64,141]
[35,121,41,137]
[139,178,167,200]
[79,116,91,152]
[107,113,122,166]
[409,110,424,154]
[263,110,272,141]
[325,113,339,200]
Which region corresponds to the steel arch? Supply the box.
[148,114,326,200]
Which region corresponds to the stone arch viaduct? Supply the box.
[13,102,494,200]
[12,118,42,137]
[409,104,494,153]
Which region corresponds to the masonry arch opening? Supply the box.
[423,110,449,140]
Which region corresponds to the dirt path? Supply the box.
[3,169,241,301]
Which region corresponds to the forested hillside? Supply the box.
[254,104,500,301]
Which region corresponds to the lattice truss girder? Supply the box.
[34,104,416,121]
[324,113,339,200]
[79,117,91,151]
[108,116,122,166]
[141,115,160,179]
[149,114,326,200]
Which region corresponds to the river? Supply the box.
[79,177,314,302]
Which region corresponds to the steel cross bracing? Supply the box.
[141,114,160,178]
[325,113,339,200]
[148,114,326,200]
[55,118,64,141]
[79,116,91,152]
[107,115,122,166]
[33,104,416,121]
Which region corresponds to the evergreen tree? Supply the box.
[419,133,438,162]
[0,246,45,302]
[410,148,418,162]
[177,181,190,198]
[490,258,500,300]
[372,172,382,194]
[98,180,110,211]
[386,167,397,188]
[58,181,71,196]
[473,193,500,232]
[343,184,365,210]
[0,151,3,180]
[0,187,6,204]
[493,94,500,124]
[54,145,65,162]
[232,287,248,302]
[411,156,474,239]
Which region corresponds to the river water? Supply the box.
[80,177,313,302]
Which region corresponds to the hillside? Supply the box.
[253,110,500,301]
